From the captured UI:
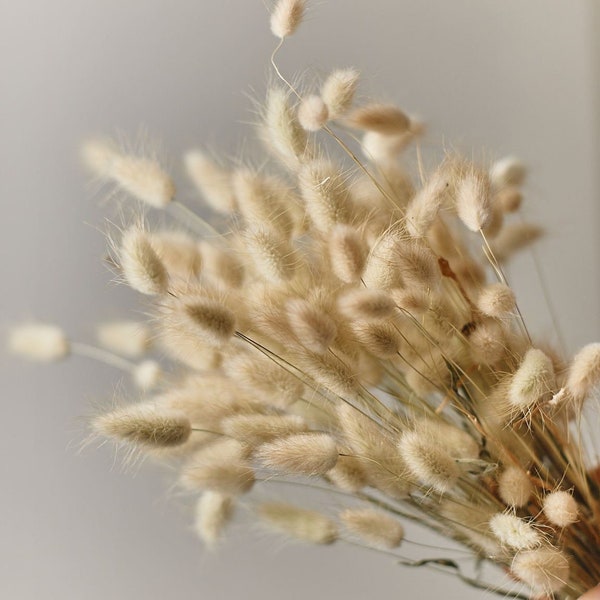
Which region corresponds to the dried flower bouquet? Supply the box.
[10,1,600,598]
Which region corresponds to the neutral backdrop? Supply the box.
[1,1,599,599]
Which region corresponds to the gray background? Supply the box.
[1,1,598,599]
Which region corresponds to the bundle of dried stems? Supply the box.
[10,1,600,598]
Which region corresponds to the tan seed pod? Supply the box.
[120,227,168,295]
[110,153,175,209]
[296,351,359,399]
[244,227,299,284]
[477,283,516,318]
[340,508,404,549]
[351,321,401,359]
[399,428,459,494]
[565,342,600,402]
[180,297,237,347]
[223,351,304,409]
[327,453,368,493]
[543,491,578,527]
[97,320,151,358]
[221,413,307,447]
[286,298,338,354]
[498,466,532,508]
[455,167,492,232]
[180,439,255,495]
[232,170,294,237]
[321,68,360,119]
[194,491,234,548]
[490,156,527,189]
[270,0,305,39]
[298,95,329,131]
[469,319,507,366]
[8,323,70,362]
[489,513,541,550]
[495,186,523,213]
[405,169,450,238]
[299,158,352,233]
[198,241,245,289]
[256,432,338,475]
[150,230,202,279]
[346,103,411,135]
[509,348,556,411]
[263,87,309,169]
[258,502,338,544]
[93,402,191,448]
[338,289,396,321]
[328,225,368,283]
[511,548,570,596]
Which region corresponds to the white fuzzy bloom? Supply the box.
[405,169,449,238]
[489,513,541,550]
[543,491,578,527]
[398,429,460,494]
[509,348,556,411]
[498,466,532,508]
[511,548,570,595]
[477,283,516,318]
[270,0,305,38]
[455,168,492,232]
[565,342,600,402]
[298,95,329,131]
[8,323,70,362]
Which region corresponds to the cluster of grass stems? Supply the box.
[10,2,600,598]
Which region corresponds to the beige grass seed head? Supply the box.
[270,0,306,39]
[256,432,338,475]
[258,502,338,545]
[93,403,192,448]
[565,342,600,402]
[328,225,368,283]
[398,429,460,494]
[543,491,578,528]
[511,547,570,595]
[110,153,175,209]
[120,226,169,295]
[181,439,255,495]
[341,508,404,549]
[321,68,360,120]
[194,491,234,548]
[8,323,70,362]
[184,151,236,215]
[346,103,411,135]
[298,95,329,131]
[498,466,533,508]
[509,348,556,411]
[489,513,542,550]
